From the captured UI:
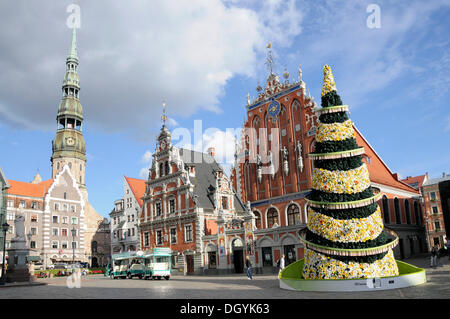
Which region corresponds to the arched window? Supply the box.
[267,208,278,228]
[394,198,401,224]
[404,199,411,224]
[253,211,261,229]
[165,161,170,175]
[414,201,421,226]
[287,204,300,226]
[159,163,164,177]
[382,195,390,224]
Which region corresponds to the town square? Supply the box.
[0,0,450,304]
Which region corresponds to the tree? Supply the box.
[301,65,399,280]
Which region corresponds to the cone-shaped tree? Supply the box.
[301,65,399,280]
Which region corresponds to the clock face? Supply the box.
[268,99,281,118]
[66,137,75,146]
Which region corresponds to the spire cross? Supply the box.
[161,99,167,127]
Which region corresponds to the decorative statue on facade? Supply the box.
[296,141,304,172]
[281,146,289,176]
[256,154,262,183]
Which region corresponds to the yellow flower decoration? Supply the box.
[316,119,354,143]
[302,249,399,280]
[307,207,384,243]
[321,64,337,97]
[312,164,371,194]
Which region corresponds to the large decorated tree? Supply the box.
[301,65,399,280]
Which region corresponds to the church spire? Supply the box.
[51,26,86,187]
[67,26,78,62]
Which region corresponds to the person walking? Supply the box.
[431,244,439,268]
[245,256,252,280]
[278,254,286,277]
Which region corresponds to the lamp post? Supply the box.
[71,227,76,271]
[1,222,9,285]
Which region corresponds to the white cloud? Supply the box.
[0,1,303,137]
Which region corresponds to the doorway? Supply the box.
[261,247,273,267]
[233,250,244,273]
[186,255,194,274]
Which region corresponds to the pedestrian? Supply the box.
[446,239,450,260]
[277,254,285,276]
[245,256,252,280]
[431,244,439,268]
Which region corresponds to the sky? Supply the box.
[1,0,449,218]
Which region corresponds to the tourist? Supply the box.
[278,254,285,276]
[431,245,439,268]
[245,256,252,280]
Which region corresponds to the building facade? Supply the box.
[138,123,253,275]
[0,167,10,264]
[110,176,145,254]
[4,27,102,267]
[231,59,426,267]
[91,218,111,267]
[420,173,450,249]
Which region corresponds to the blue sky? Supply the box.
[1,0,449,218]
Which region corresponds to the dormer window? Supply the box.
[222,196,228,210]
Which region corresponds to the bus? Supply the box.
[144,248,172,280]
[110,252,146,279]
[110,248,172,280]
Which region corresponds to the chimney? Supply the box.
[207,147,215,157]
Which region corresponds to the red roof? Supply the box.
[401,175,426,189]
[124,176,146,207]
[7,179,53,198]
[353,127,419,195]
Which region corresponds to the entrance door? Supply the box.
[283,245,296,266]
[208,252,217,269]
[233,250,244,273]
[261,247,273,267]
[186,255,194,274]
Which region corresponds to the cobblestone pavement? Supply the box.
[1,255,449,299]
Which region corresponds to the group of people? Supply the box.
[244,254,286,280]
[431,239,450,268]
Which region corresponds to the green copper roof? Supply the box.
[67,27,78,62]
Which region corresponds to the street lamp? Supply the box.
[1,222,10,285]
[71,227,76,271]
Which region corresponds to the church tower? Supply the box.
[51,27,87,196]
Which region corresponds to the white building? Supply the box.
[110,176,146,253]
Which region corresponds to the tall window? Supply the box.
[185,225,193,242]
[382,195,390,224]
[394,198,401,224]
[52,216,59,223]
[432,206,438,214]
[144,232,149,247]
[156,230,163,245]
[159,163,164,177]
[430,192,436,200]
[156,201,162,216]
[287,204,300,226]
[435,221,441,230]
[92,241,98,253]
[170,228,177,244]
[253,211,261,229]
[414,201,421,226]
[52,241,58,249]
[30,241,36,249]
[169,198,176,214]
[165,161,170,175]
[404,200,411,224]
[267,208,279,228]
[222,197,228,210]
[61,229,68,237]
